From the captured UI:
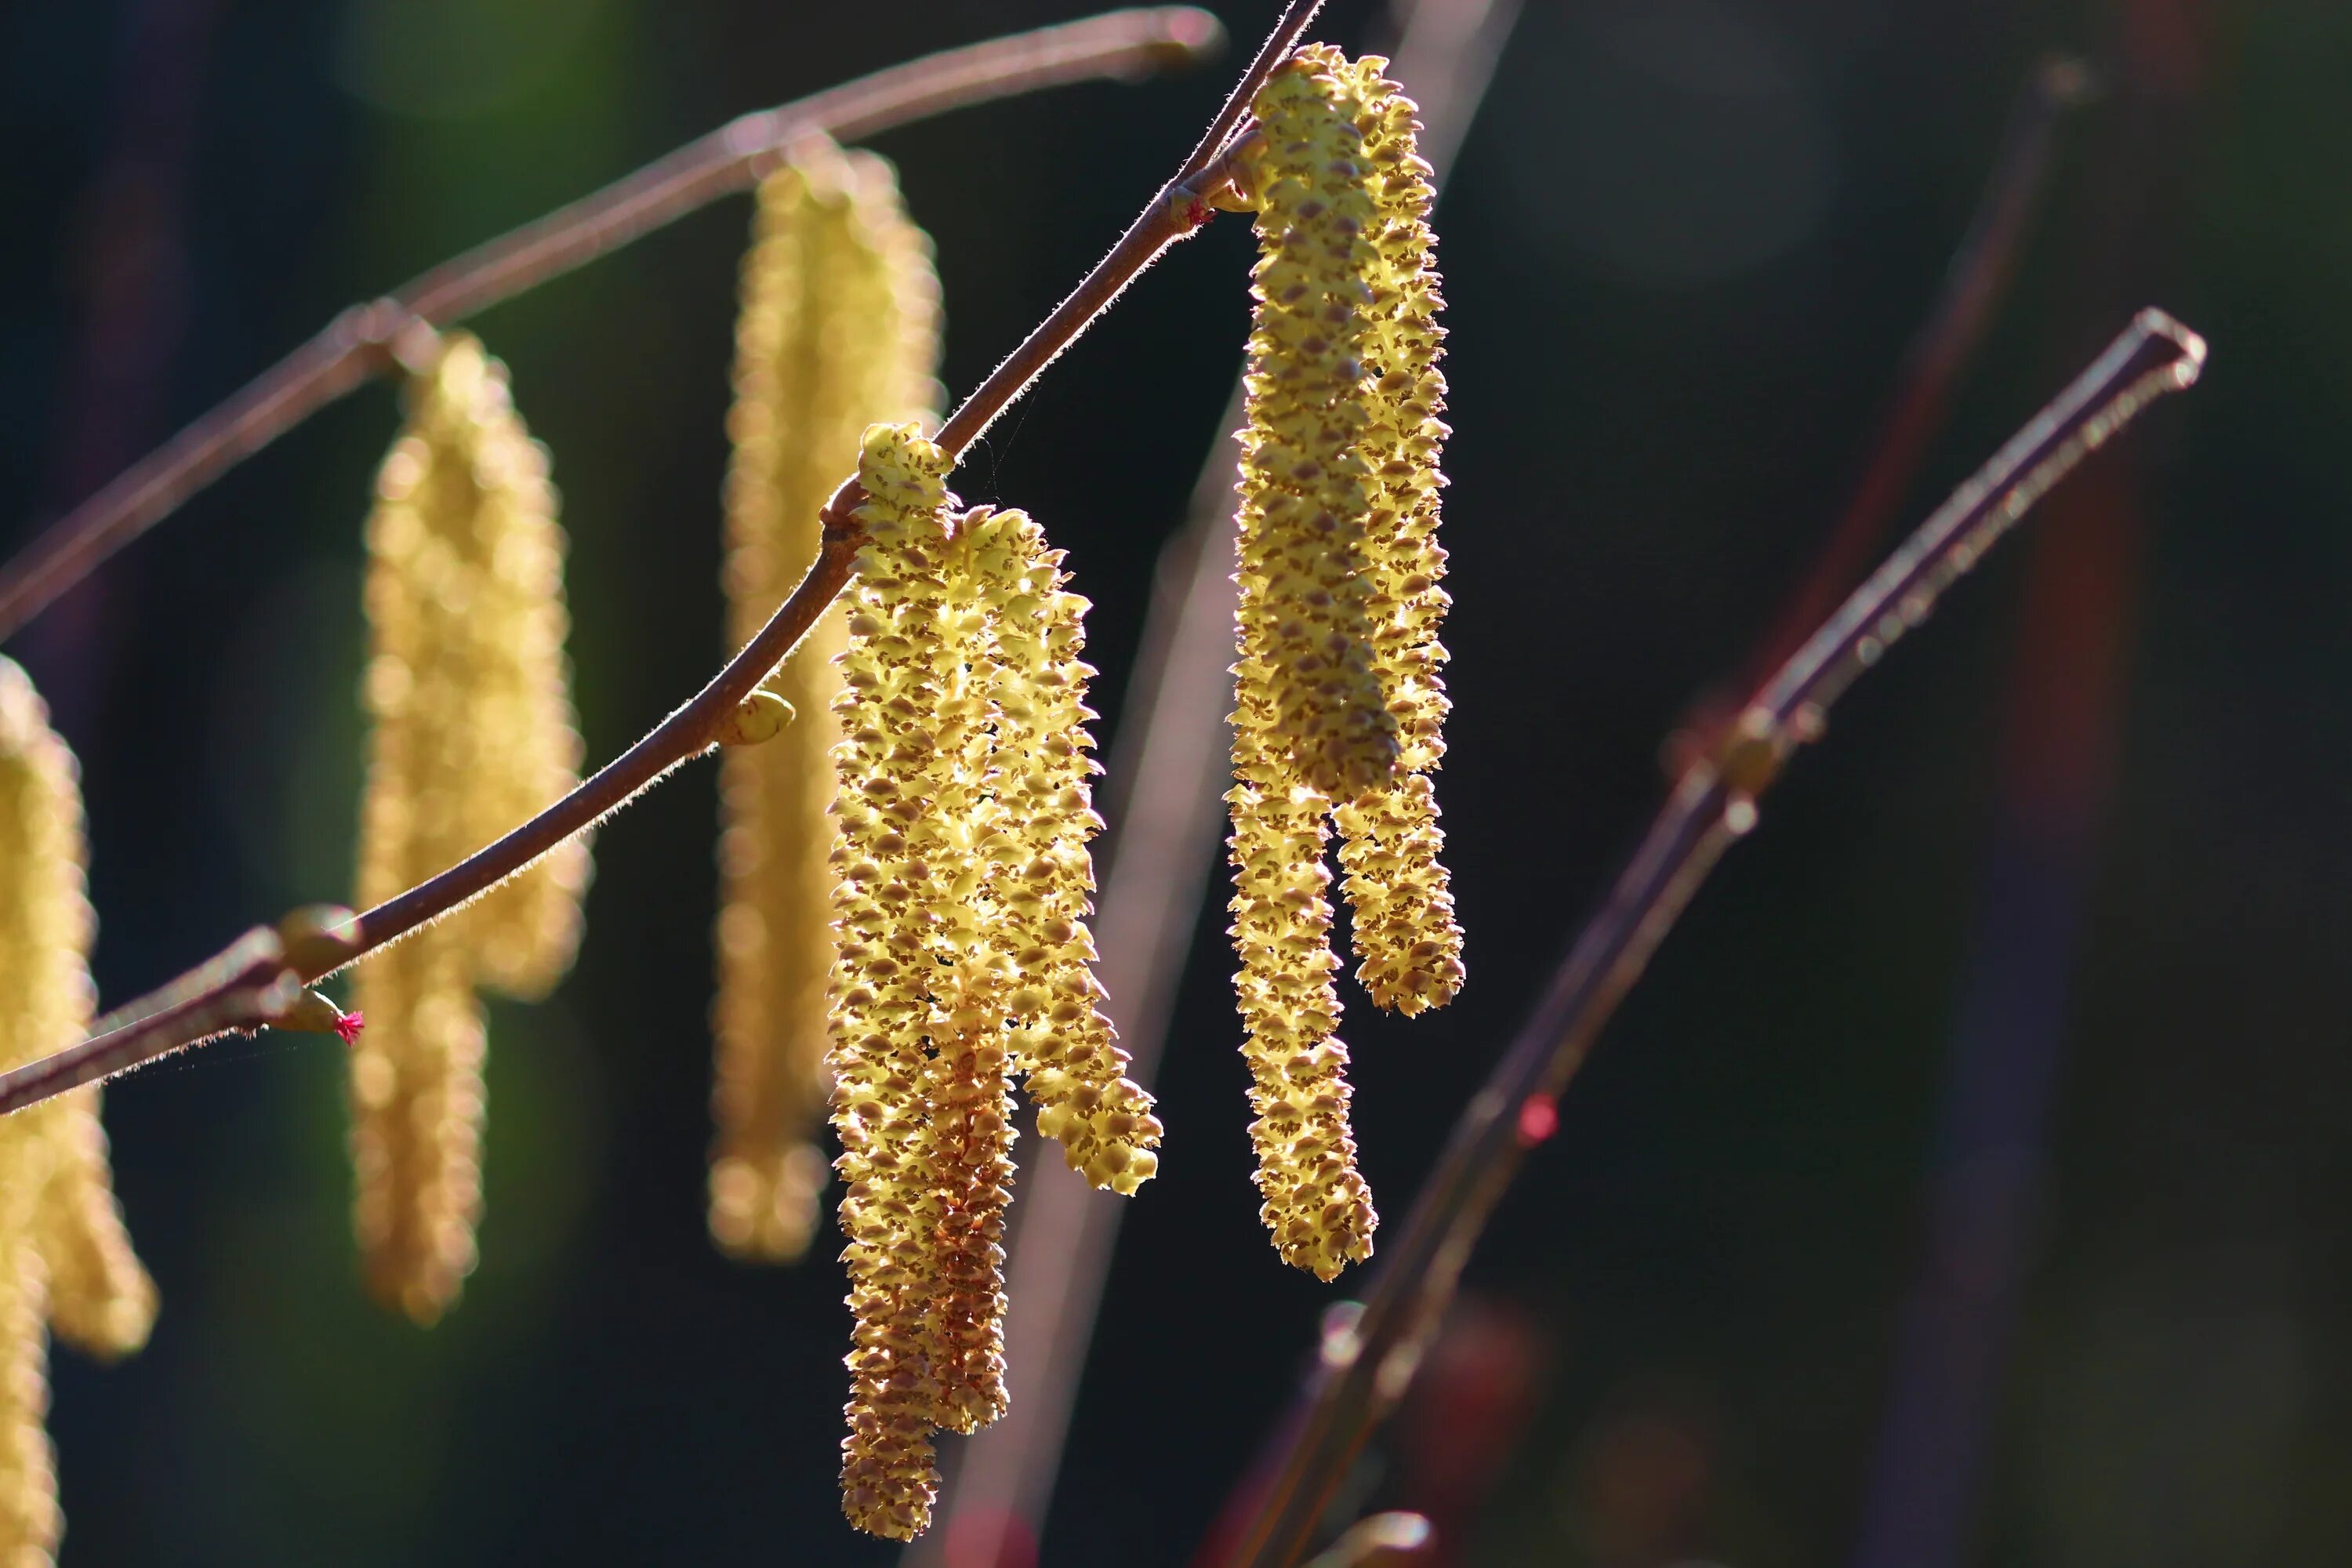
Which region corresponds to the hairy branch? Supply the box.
[1223,309,2208,1568]
[0,0,1321,1119]
[0,6,1224,643]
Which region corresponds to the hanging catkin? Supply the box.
[710,140,942,1262]
[830,423,963,1539]
[1330,52,1465,1017]
[0,655,158,1562]
[1225,53,1391,1279]
[961,507,1162,1196]
[350,332,590,1324]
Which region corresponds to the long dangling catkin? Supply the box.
[1330,53,1464,1016]
[1223,53,1394,1279]
[0,656,162,1562]
[710,140,942,1262]
[829,423,961,1538]
[350,332,589,1324]
[1234,55,1396,800]
[961,506,1163,1196]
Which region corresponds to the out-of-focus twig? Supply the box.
[919,3,1523,1561]
[1669,54,2095,774]
[0,7,1225,643]
[1224,310,2207,1568]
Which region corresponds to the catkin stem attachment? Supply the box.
[350,332,590,1324]
[710,140,942,1263]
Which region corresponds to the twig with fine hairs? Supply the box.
[920,0,1521,1558]
[1222,309,2207,1568]
[0,5,1224,644]
[0,0,1326,1120]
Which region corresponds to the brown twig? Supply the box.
[0,0,1324,1120]
[1222,310,2207,1568]
[0,6,1225,644]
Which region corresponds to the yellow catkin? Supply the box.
[1,656,163,1563]
[829,423,962,1539]
[960,506,1163,1195]
[350,332,589,1323]
[1234,55,1397,800]
[710,140,942,1262]
[1226,671,1375,1281]
[1330,53,1465,1016]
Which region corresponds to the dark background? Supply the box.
[5,0,2349,1563]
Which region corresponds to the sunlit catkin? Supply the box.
[829,423,962,1538]
[1331,53,1464,1015]
[960,506,1162,1196]
[1234,54,1396,800]
[711,140,941,1262]
[0,656,162,1563]
[350,332,589,1324]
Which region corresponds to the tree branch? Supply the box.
[1221,309,2207,1568]
[0,0,1323,1119]
[0,6,1225,643]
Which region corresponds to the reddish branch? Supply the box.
[0,0,1323,1119]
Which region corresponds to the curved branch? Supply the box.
[0,0,1323,1118]
[1221,310,2208,1568]
[0,6,1225,643]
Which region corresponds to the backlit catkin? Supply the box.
[961,506,1163,1196]
[351,332,590,1324]
[1234,55,1396,800]
[0,656,158,1563]
[1331,53,1464,1016]
[710,140,942,1262]
[830,423,962,1538]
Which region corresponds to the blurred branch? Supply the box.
[0,6,1226,643]
[920,1,1523,1559]
[1224,310,2207,1568]
[0,0,1329,1120]
[1672,53,2095,768]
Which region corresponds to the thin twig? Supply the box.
[0,0,1324,1120]
[1222,310,2206,1568]
[0,7,1225,644]
[922,2,1520,1558]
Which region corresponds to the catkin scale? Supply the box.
[350,333,589,1323]
[0,657,158,1563]
[711,141,942,1262]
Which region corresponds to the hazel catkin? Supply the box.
[350,331,590,1324]
[710,140,942,1263]
[958,506,1162,1196]
[0,655,158,1563]
[1330,52,1465,1015]
[1233,53,1397,800]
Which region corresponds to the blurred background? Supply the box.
[3,0,2348,1563]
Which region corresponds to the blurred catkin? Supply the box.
[0,656,158,1563]
[350,332,589,1324]
[710,140,941,1263]
[1331,53,1464,1016]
